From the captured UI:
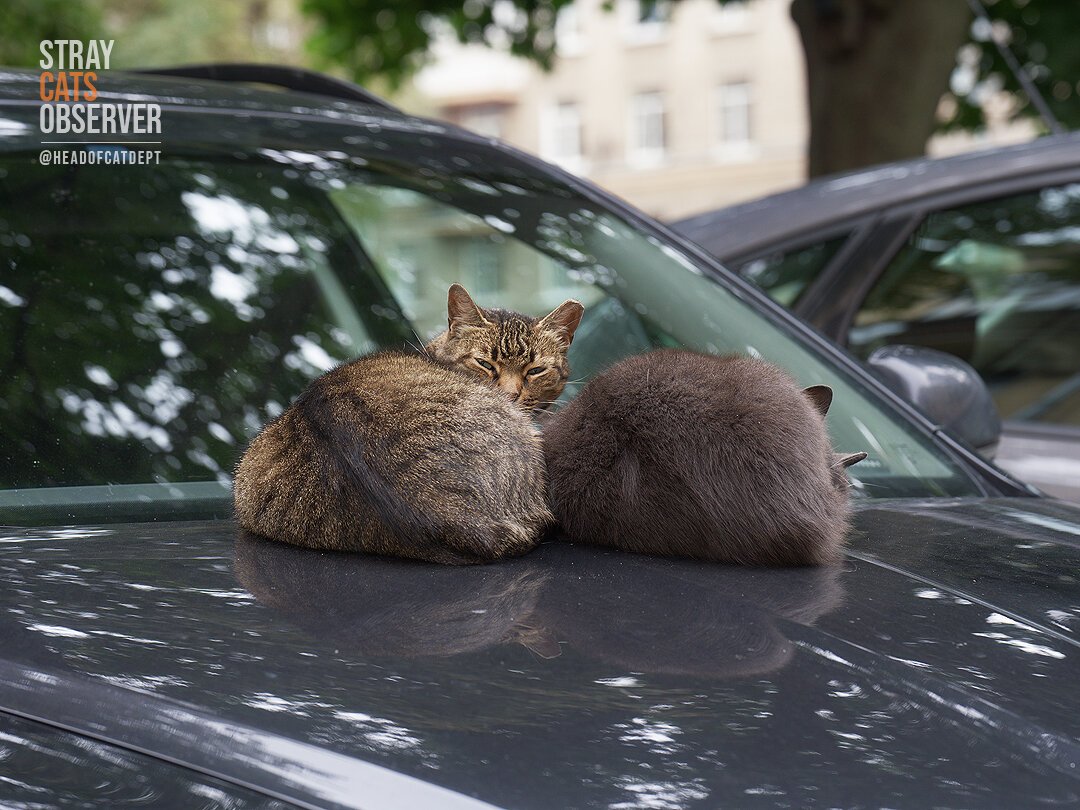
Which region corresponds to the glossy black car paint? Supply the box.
[0,712,291,808]
[3,499,1080,808]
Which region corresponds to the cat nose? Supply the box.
[497,376,523,400]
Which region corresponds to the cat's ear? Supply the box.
[447,283,490,332]
[538,299,584,347]
[834,451,867,469]
[803,385,833,417]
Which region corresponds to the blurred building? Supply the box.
[415,0,807,221]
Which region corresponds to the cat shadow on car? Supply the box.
[234,532,844,678]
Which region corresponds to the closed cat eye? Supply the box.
[526,367,547,377]
[476,359,496,372]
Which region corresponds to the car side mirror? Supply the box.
[866,345,1002,457]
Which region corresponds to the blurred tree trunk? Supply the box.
[791,0,971,178]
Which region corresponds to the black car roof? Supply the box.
[672,131,1080,260]
[0,66,426,131]
[136,63,399,110]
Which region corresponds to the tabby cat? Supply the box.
[233,284,584,564]
[543,349,866,566]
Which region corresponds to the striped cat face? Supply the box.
[427,284,584,411]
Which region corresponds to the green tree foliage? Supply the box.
[0,0,308,72]
[0,0,102,67]
[943,0,1080,134]
[2,0,1073,173]
[302,0,578,89]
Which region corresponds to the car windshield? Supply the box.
[0,104,982,524]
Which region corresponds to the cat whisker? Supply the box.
[851,480,886,490]
[409,328,432,358]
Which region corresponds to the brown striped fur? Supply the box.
[543,350,866,566]
[426,284,583,412]
[233,285,581,564]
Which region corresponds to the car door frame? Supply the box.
[741,164,1080,498]
[799,165,1080,345]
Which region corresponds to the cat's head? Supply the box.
[427,283,584,411]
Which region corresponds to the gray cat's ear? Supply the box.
[803,385,833,416]
[834,451,867,469]
[538,299,584,346]
[447,283,490,332]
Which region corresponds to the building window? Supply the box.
[717,80,753,148]
[541,101,585,173]
[454,104,508,139]
[629,91,666,166]
[637,0,670,24]
[711,0,751,34]
[623,0,671,44]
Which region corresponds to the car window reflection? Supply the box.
[0,135,982,506]
[851,183,1080,428]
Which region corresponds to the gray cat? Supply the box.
[543,349,866,565]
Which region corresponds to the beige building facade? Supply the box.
[416,0,809,221]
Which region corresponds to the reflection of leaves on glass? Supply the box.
[0,159,404,488]
[1,128,980,499]
[0,145,606,491]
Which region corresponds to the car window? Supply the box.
[0,160,414,496]
[849,183,1080,427]
[330,184,606,338]
[0,121,983,524]
[737,235,849,306]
